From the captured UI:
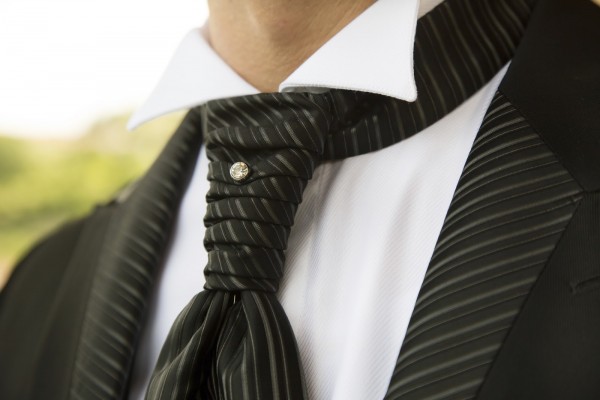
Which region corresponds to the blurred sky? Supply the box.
[0,0,208,139]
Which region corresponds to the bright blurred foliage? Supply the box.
[0,113,184,288]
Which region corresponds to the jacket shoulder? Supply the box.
[500,0,600,192]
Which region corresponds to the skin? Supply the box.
[206,0,376,92]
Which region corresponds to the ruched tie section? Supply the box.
[146,93,334,400]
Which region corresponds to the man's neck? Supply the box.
[207,0,376,92]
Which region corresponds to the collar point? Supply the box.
[399,81,418,103]
[127,113,145,131]
[376,83,418,103]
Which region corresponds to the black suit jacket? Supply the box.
[1,0,599,399]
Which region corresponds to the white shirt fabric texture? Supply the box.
[127,0,509,399]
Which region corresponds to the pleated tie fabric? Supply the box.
[144,0,535,398]
[145,88,451,399]
[146,93,335,399]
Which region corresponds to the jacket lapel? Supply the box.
[384,90,583,400]
[474,0,600,397]
[384,0,600,398]
[68,109,203,400]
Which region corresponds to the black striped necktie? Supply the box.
[145,0,534,398]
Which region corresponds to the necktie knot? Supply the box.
[203,92,333,157]
[202,92,334,293]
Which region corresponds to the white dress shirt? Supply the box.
[127,0,509,399]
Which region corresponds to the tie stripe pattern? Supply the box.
[383,92,583,399]
[144,0,537,399]
[322,0,533,160]
[68,114,203,400]
[146,93,333,400]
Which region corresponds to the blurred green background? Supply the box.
[0,113,184,288]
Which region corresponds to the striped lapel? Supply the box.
[67,111,203,400]
[384,0,600,397]
[384,91,583,399]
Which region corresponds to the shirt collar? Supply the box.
[128,0,442,130]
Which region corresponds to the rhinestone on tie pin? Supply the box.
[230,161,249,181]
